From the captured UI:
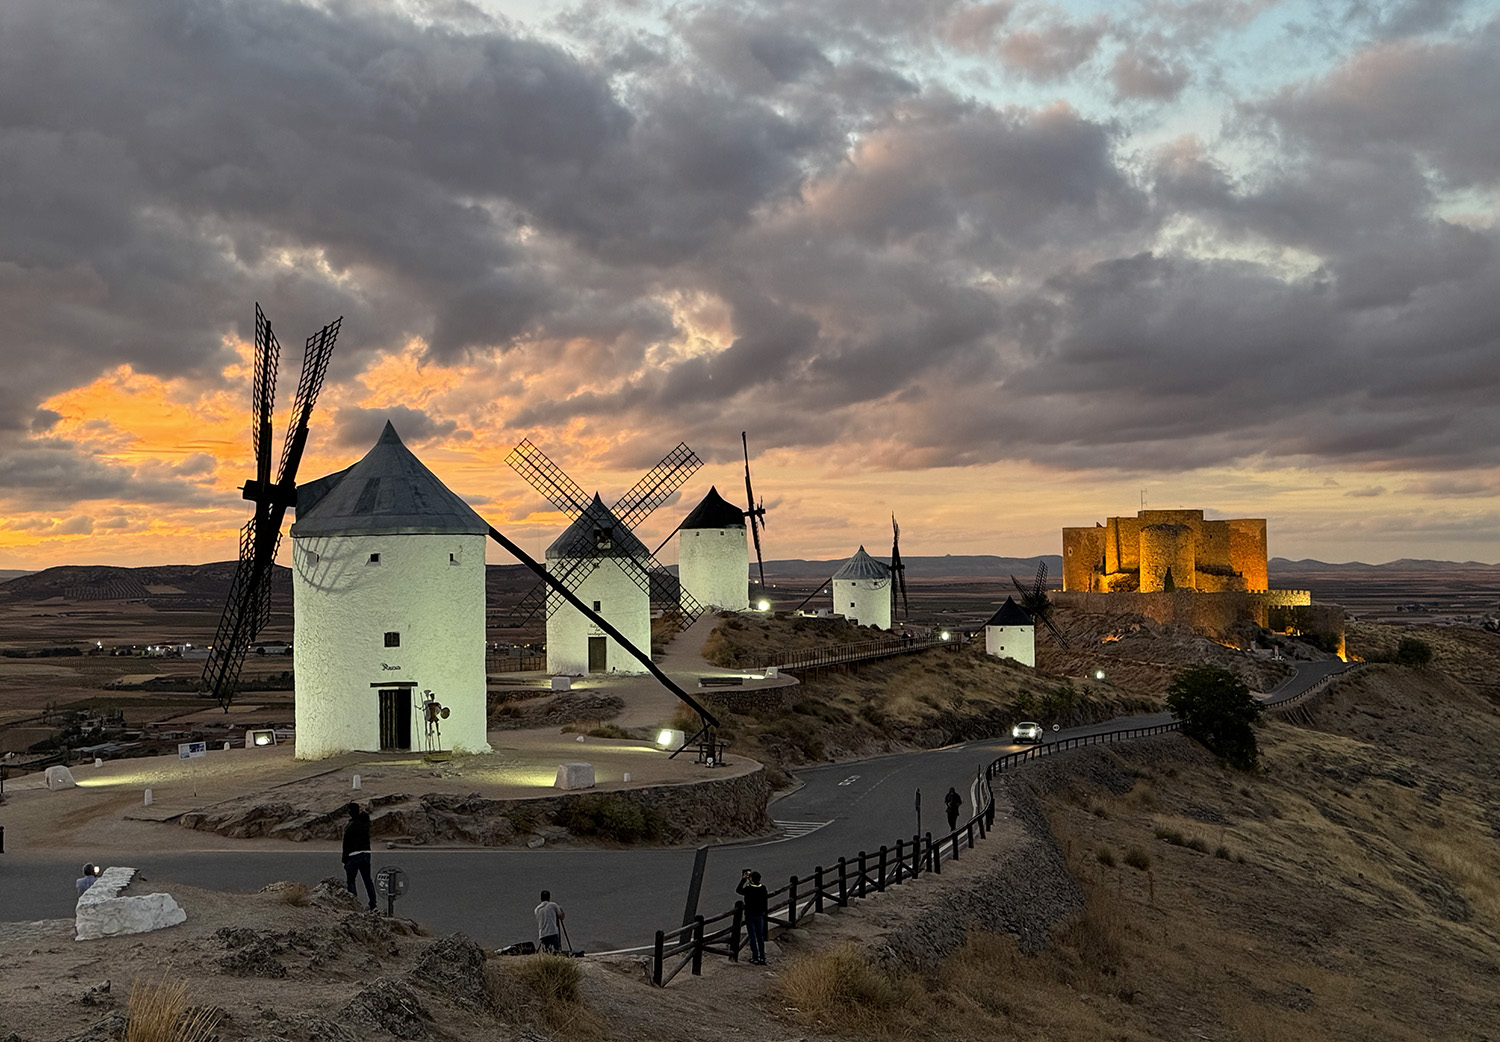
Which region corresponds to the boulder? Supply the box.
[553,762,595,790]
[75,867,187,941]
[45,765,77,790]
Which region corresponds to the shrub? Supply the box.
[1096,846,1117,868]
[126,976,220,1042]
[552,795,664,843]
[1393,637,1433,666]
[486,955,603,1039]
[1184,837,1210,854]
[1155,826,1185,846]
[1123,846,1152,871]
[1214,845,1232,860]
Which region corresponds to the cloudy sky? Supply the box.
[1,0,1497,570]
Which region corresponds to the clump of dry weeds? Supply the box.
[125,975,220,1042]
[484,954,604,1040]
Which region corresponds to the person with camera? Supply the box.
[737,869,769,965]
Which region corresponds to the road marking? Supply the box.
[774,820,833,840]
[838,775,860,786]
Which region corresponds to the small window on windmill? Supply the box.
[368,553,381,565]
[449,552,458,565]
[384,631,401,648]
[593,527,613,550]
[592,600,601,611]
[305,550,320,566]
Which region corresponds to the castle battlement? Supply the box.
[1063,509,1267,594]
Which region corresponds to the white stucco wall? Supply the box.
[985,624,1035,667]
[545,558,652,676]
[292,532,490,760]
[678,526,749,611]
[834,576,892,630]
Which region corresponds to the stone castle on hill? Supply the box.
[1057,508,1343,656]
[1062,509,1268,593]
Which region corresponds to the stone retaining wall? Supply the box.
[179,765,773,847]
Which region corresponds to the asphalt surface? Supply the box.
[0,659,1347,952]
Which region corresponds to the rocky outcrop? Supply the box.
[74,867,187,941]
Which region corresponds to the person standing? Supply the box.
[342,802,376,911]
[535,890,565,953]
[945,786,962,832]
[737,869,769,965]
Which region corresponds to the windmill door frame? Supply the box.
[587,636,607,672]
[375,682,416,750]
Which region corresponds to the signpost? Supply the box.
[375,865,407,918]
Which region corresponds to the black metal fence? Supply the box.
[767,635,958,676]
[649,717,1186,986]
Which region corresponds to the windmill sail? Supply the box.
[202,306,342,710]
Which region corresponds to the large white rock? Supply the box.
[45,765,76,790]
[554,762,596,790]
[75,866,187,941]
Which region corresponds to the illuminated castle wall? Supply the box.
[1063,510,1268,594]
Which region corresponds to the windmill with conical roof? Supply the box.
[984,595,1035,666]
[290,421,492,759]
[833,546,892,629]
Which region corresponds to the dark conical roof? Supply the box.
[546,494,650,561]
[290,421,488,537]
[985,596,1033,628]
[833,546,890,581]
[681,486,746,530]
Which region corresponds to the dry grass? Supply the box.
[780,944,921,1036]
[125,975,220,1042]
[274,882,310,907]
[484,955,604,1040]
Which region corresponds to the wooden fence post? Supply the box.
[691,916,705,976]
[928,831,939,874]
[857,851,868,898]
[814,866,825,914]
[788,876,799,927]
[653,930,665,987]
[838,857,847,905]
[878,845,888,891]
[731,902,744,961]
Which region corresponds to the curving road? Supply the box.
[0,659,1346,951]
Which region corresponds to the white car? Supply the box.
[1012,721,1043,744]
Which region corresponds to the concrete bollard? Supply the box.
[623,772,631,783]
[94,758,103,767]
[143,788,153,806]
[352,775,362,790]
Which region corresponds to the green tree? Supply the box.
[1165,665,1262,770]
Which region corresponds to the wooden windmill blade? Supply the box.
[610,441,702,532]
[505,439,593,518]
[202,305,342,710]
[742,432,767,589]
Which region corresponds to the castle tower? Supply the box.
[290,422,491,760]
[832,546,892,629]
[545,495,651,676]
[677,486,748,611]
[984,596,1035,667]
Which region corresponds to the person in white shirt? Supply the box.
[534,890,565,952]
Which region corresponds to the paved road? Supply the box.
[0,659,1346,951]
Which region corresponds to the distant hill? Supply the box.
[0,562,285,606]
[1271,558,1499,573]
[762,554,1062,581]
[0,569,32,583]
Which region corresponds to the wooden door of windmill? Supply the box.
[588,636,607,672]
[378,688,411,750]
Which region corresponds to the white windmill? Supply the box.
[290,422,491,759]
[984,596,1035,667]
[832,546,892,629]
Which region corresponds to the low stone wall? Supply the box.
[1056,589,1318,639]
[178,766,773,847]
[873,736,1188,969]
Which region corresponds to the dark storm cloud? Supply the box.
[332,406,464,452]
[0,442,218,510]
[0,0,1497,512]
